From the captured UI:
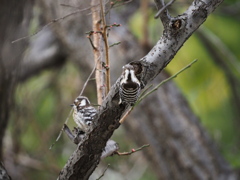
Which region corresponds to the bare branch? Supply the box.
[154,0,175,19]
[58,0,226,179]
[100,0,111,93]
[109,0,133,10]
[137,59,198,104]
[91,0,106,105]
[49,62,96,149]
[87,35,97,50]
[115,144,150,156]
[119,107,133,124]
[154,0,171,26]
[96,164,110,180]
[12,8,90,44]
[120,59,197,123]
[109,41,121,48]
[80,61,98,96]
[49,109,73,150]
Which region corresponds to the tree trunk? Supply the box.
[0,0,33,159]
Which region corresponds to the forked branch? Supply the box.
[58,0,224,179]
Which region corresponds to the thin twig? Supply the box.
[87,36,97,50]
[120,60,197,124]
[96,164,110,180]
[49,62,97,149]
[115,144,150,156]
[139,84,153,97]
[12,1,129,44]
[109,0,133,10]
[49,109,73,150]
[12,5,95,43]
[137,59,198,105]
[109,41,121,48]
[89,78,96,81]
[80,60,98,95]
[60,4,79,9]
[119,107,133,124]
[154,0,175,19]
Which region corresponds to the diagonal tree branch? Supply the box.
[154,0,172,28]
[58,0,224,179]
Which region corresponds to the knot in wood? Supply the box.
[172,19,182,30]
[169,17,186,34]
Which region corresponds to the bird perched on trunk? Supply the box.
[119,64,141,106]
[71,96,97,133]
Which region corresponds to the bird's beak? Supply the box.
[70,104,74,107]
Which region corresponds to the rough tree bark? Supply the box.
[104,7,238,179]
[57,0,236,179]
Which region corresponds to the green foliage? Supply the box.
[206,15,240,55]
[129,8,163,45]
[10,2,240,179]
[128,4,240,169]
[11,63,83,178]
[168,14,240,168]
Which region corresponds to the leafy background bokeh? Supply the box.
[5,0,240,179]
[130,1,240,168]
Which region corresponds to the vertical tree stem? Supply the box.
[91,0,105,104]
[100,0,111,93]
